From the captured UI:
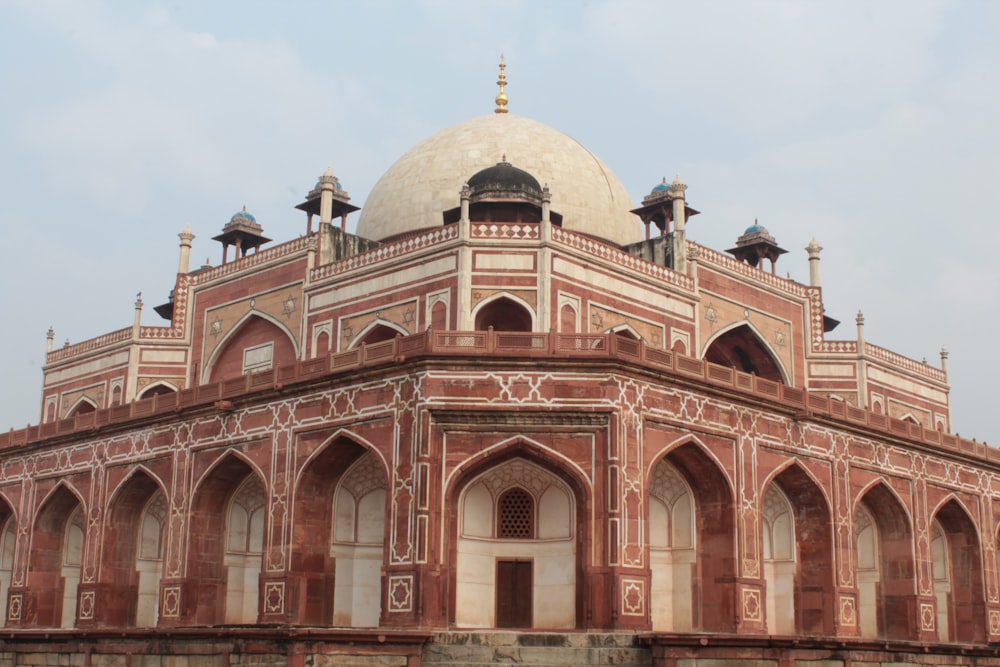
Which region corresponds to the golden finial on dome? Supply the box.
[494,54,508,114]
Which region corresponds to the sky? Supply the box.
[1,0,998,444]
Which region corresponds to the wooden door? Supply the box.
[496,559,532,628]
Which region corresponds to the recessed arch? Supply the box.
[349,320,408,349]
[103,468,168,627]
[645,433,737,502]
[136,382,178,400]
[291,434,385,626]
[472,294,535,332]
[192,449,267,499]
[855,481,917,640]
[446,439,588,629]
[605,324,642,341]
[31,483,86,628]
[647,439,737,632]
[445,434,591,495]
[66,396,98,419]
[930,497,986,642]
[764,462,835,635]
[204,311,300,383]
[702,322,788,384]
[185,452,267,625]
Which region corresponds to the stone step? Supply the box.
[421,631,653,667]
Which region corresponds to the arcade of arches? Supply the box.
[0,419,993,646]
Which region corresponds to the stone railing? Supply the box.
[551,228,693,290]
[189,236,312,285]
[691,242,808,298]
[310,226,458,281]
[9,330,985,461]
[46,327,132,363]
[865,342,947,382]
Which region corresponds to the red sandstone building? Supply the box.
[1,64,995,666]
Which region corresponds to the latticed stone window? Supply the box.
[497,487,534,539]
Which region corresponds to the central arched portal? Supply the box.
[453,455,579,629]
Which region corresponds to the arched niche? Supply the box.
[350,322,406,349]
[703,323,787,384]
[291,435,384,626]
[454,456,575,629]
[185,454,266,625]
[764,464,834,636]
[474,296,533,332]
[205,313,298,383]
[66,397,98,419]
[931,499,985,643]
[855,483,916,640]
[649,441,737,632]
[447,445,586,630]
[103,470,167,626]
[31,485,85,628]
[136,382,178,401]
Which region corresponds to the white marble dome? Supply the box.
[356,114,641,246]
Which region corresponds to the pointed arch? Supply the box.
[473,294,535,332]
[204,312,299,383]
[931,497,985,642]
[349,320,408,349]
[66,396,98,418]
[136,382,178,400]
[31,483,86,628]
[102,468,168,626]
[559,303,577,334]
[764,462,835,635]
[291,434,385,626]
[647,438,737,632]
[430,299,448,330]
[446,438,588,629]
[702,322,788,384]
[185,452,267,625]
[855,482,917,640]
[606,324,642,340]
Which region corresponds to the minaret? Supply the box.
[46,326,54,355]
[495,55,509,114]
[669,177,689,274]
[133,292,144,338]
[805,238,822,287]
[178,226,195,274]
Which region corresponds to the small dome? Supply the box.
[744,223,767,235]
[231,207,256,225]
[651,177,670,194]
[467,160,543,202]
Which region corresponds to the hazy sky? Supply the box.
[1,1,998,444]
